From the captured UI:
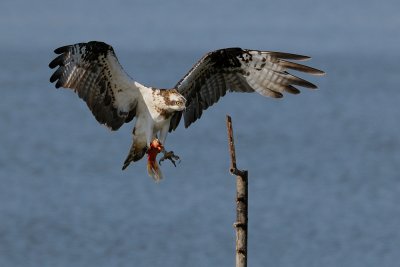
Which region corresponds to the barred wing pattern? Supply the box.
[49,41,138,130]
[169,48,325,130]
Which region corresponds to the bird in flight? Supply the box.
[49,41,324,181]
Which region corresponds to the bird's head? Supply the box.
[165,90,186,111]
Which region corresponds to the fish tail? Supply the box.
[147,158,163,182]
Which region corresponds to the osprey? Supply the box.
[49,41,324,180]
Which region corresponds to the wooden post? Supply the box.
[226,115,248,267]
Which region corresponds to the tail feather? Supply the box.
[122,141,147,170]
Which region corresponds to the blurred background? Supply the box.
[1,0,399,266]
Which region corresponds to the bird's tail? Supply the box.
[122,138,147,170]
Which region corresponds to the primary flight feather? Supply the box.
[49,41,324,181]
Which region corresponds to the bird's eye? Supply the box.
[176,101,182,105]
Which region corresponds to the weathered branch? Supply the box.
[226,115,248,267]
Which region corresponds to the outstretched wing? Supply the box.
[49,41,139,130]
[169,48,325,130]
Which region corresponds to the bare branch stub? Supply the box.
[226,115,240,174]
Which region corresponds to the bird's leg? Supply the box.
[158,148,181,167]
[157,123,181,167]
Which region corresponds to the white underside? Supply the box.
[134,85,172,147]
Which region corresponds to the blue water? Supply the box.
[1,1,400,266]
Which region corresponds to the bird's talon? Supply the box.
[159,151,181,167]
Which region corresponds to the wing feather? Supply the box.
[278,59,325,75]
[49,41,139,130]
[169,48,324,130]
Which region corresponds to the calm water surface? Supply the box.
[1,0,400,266]
[0,49,399,267]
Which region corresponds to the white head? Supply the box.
[164,89,186,111]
